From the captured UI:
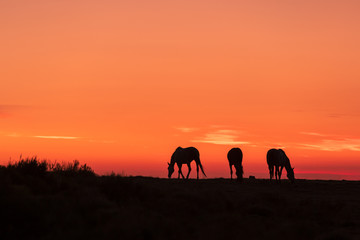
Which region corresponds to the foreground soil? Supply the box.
[1,173,359,240]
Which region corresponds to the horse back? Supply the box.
[227,148,243,165]
[174,147,200,164]
[183,147,199,160]
[278,149,290,166]
[267,149,289,167]
[267,149,277,165]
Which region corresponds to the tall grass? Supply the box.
[6,156,95,176]
[51,159,95,176]
[7,156,48,175]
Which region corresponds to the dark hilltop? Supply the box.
[1,157,359,240]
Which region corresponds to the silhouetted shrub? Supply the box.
[51,160,95,177]
[7,156,49,176]
[5,157,95,177]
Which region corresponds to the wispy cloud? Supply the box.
[300,132,327,137]
[295,170,358,176]
[327,113,360,118]
[33,136,79,140]
[5,133,80,140]
[191,129,249,145]
[7,133,21,137]
[299,138,360,151]
[264,144,287,149]
[175,127,197,133]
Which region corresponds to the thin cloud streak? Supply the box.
[191,130,250,145]
[7,133,21,137]
[299,139,360,151]
[264,145,287,149]
[175,127,197,133]
[296,170,358,176]
[33,136,79,140]
[300,132,327,137]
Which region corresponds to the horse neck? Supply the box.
[169,157,177,166]
[284,161,292,172]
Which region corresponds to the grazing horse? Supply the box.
[227,148,243,180]
[168,147,206,180]
[266,149,295,183]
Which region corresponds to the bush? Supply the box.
[50,160,95,177]
[7,156,49,176]
[5,157,95,177]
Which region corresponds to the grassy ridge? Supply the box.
[0,158,359,240]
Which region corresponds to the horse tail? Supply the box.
[199,161,207,177]
[193,147,206,178]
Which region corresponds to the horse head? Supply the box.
[287,167,295,183]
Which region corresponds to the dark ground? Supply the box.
[1,170,359,240]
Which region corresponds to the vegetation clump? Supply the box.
[6,156,95,177]
[50,159,95,176]
[7,156,48,176]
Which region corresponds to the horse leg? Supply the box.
[269,165,274,181]
[196,164,199,180]
[237,165,243,181]
[177,163,180,179]
[178,165,185,179]
[230,164,233,179]
[186,163,191,179]
[275,166,279,182]
[279,166,284,181]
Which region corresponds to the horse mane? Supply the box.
[279,149,291,169]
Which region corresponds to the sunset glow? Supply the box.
[1,0,360,179]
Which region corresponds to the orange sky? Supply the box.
[1,0,360,180]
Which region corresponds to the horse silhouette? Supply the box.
[227,148,243,180]
[168,147,206,179]
[266,149,295,183]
